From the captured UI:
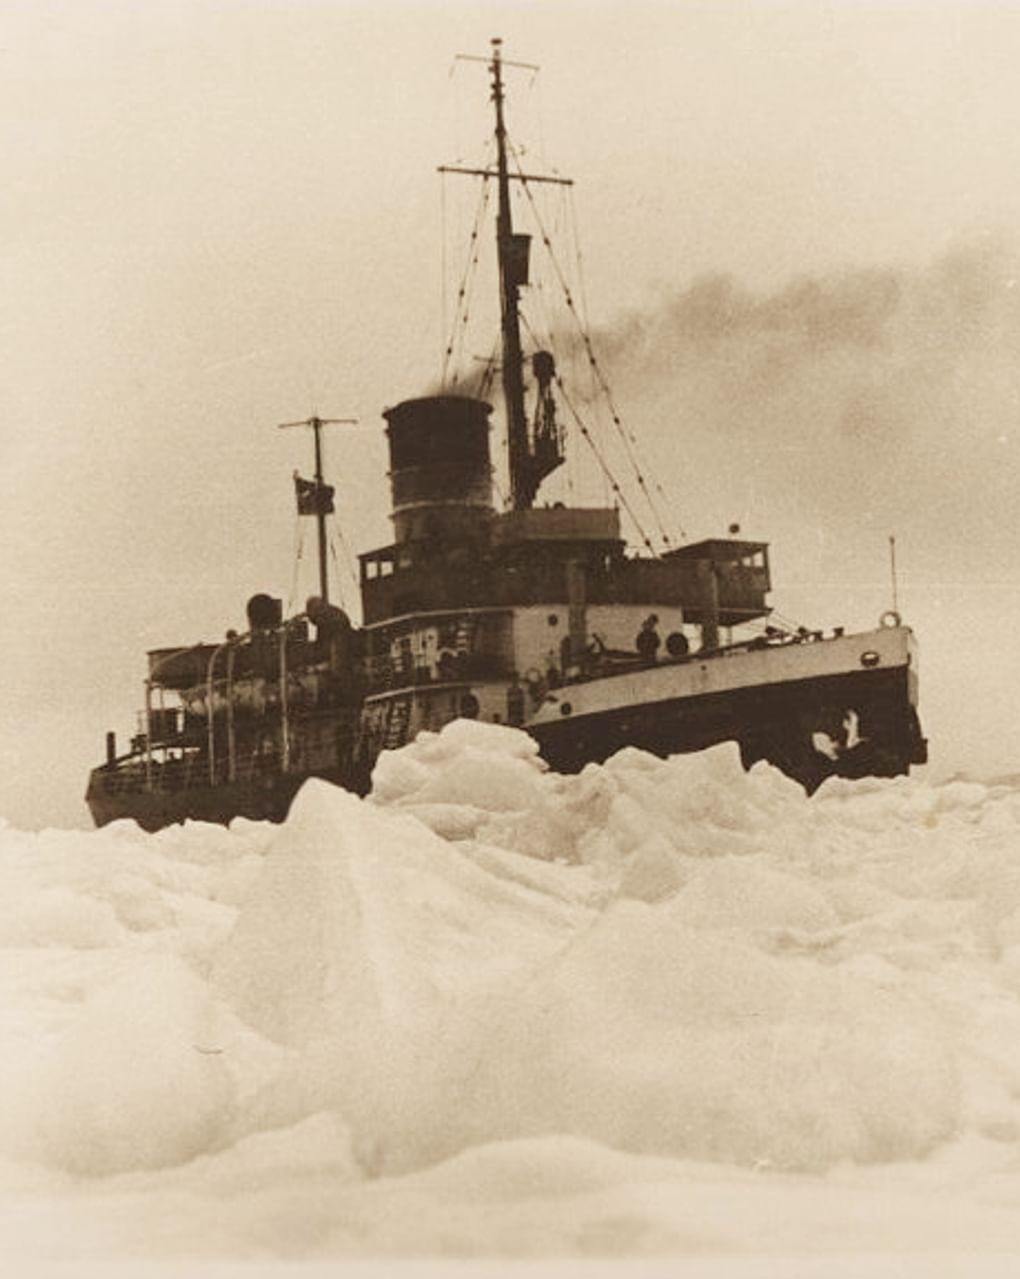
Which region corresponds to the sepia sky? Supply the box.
[4,0,1020,827]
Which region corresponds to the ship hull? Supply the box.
[527,624,925,791]
[85,763,376,833]
[530,660,921,791]
[87,771,305,833]
[86,625,925,830]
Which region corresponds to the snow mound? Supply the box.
[5,721,1020,1256]
[33,955,239,1175]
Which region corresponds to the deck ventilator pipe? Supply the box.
[279,623,290,774]
[144,679,153,790]
[226,641,237,783]
[206,642,229,786]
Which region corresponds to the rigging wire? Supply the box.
[768,609,812,634]
[491,462,508,510]
[287,518,306,615]
[441,166,493,389]
[508,138,684,548]
[476,331,501,401]
[555,376,656,554]
[327,519,361,615]
[440,170,448,372]
[442,110,682,545]
[566,186,608,507]
[567,186,593,340]
[515,188,592,507]
[531,67,551,195]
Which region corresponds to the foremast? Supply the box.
[443,38,571,511]
[489,40,530,510]
[490,37,570,510]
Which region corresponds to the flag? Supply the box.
[506,232,531,288]
[294,473,335,516]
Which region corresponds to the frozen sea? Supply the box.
[3,720,1020,1275]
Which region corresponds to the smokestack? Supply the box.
[383,396,495,543]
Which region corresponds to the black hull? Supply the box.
[86,633,925,830]
[88,771,315,833]
[86,763,373,834]
[530,664,925,794]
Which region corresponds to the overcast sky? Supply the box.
[4,0,1020,828]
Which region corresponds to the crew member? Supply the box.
[306,596,353,674]
[506,676,526,726]
[636,614,661,664]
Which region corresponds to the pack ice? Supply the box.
[3,720,1020,1263]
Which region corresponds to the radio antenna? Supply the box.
[889,534,899,616]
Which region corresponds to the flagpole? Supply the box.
[310,416,329,603]
[278,414,358,609]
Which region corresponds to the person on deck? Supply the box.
[636,614,661,665]
[306,596,353,674]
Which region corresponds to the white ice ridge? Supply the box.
[4,721,1020,1259]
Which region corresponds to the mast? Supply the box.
[439,39,571,510]
[311,417,329,602]
[490,38,529,511]
[278,414,357,606]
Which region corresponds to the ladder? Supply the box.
[383,695,411,750]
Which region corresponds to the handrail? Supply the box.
[145,639,223,792]
[206,641,230,785]
[226,640,238,783]
[144,680,153,789]
[139,618,314,791]
[279,622,290,773]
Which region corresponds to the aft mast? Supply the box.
[279,414,356,604]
